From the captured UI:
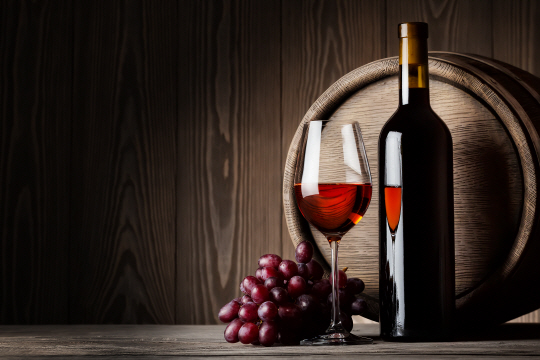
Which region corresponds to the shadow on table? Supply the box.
[456,323,540,341]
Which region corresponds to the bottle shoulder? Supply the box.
[378,105,453,152]
[380,105,451,137]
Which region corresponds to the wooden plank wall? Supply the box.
[70,0,177,324]
[177,0,282,324]
[0,0,72,324]
[1,0,539,324]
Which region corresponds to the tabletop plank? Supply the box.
[1,324,540,358]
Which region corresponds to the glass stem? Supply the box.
[391,231,397,316]
[391,231,396,271]
[327,238,347,335]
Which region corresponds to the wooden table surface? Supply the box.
[2,324,540,358]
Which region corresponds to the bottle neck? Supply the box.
[399,37,429,107]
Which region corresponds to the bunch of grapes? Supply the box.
[218,241,368,346]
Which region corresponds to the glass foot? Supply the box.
[300,333,373,346]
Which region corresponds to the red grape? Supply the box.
[327,289,354,307]
[241,295,253,304]
[279,260,298,280]
[295,241,314,263]
[314,317,329,337]
[242,276,262,295]
[300,318,319,339]
[238,302,259,323]
[350,298,367,315]
[288,276,307,298]
[264,277,282,290]
[346,278,365,295]
[297,263,309,280]
[305,280,313,295]
[258,301,278,322]
[238,322,259,344]
[330,270,347,288]
[224,318,244,343]
[311,279,332,300]
[306,260,324,280]
[278,330,299,345]
[255,267,264,282]
[278,303,302,329]
[251,284,270,304]
[260,267,281,282]
[222,249,369,346]
[218,300,241,323]
[258,254,282,269]
[340,312,353,332]
[296,294,319,315]
[269,287,289,305]
[319,300,331,319]
[259,321,278,347]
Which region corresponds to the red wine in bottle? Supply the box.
[384,186,402,233]
[378,22,455,341]
[294,183,372,240]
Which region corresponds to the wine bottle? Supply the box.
[378,22,455,341]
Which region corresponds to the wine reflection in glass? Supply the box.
[383,131,404,331]
[294,120,373,345]
[384,131,403,241]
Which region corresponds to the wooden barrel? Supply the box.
[283,52,540,327]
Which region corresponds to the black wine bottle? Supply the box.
[378,22,455,341]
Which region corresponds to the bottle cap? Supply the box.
[398,22,428,38]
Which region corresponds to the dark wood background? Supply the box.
[1,0,539,324]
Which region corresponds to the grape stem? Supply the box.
[327,238,348,337]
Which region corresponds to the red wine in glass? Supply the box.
[294,183,372,240]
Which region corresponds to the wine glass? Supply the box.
[294,120,373,345]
